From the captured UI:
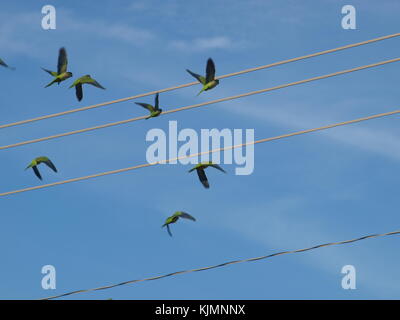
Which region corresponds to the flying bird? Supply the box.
[69,75,105,101]
[162,211,196,237]
[186,58,219,96]
[135,93,162,119]
[42,47,72,87]
[188,161,226,189]
[25,156,58,181]
[0,58,15,70]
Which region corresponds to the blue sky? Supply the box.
[0,0,399,299]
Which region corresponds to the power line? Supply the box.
[1,57,399,151]
[1,107,399,198]
[0,33,399,130]
[40,228,400,300]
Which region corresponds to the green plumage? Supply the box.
[186,58,219,96]
[162,211,196,237]
[25,156,58,181]
[69,74,105,101]
[42,47,72,87]
[188,161,226,189]
[135,93,162,119]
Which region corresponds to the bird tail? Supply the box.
[45,79,56,88]
[197,88,205,96]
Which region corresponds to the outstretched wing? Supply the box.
[178,212,196,221]
[188,164,200,173]
[32,166,42,180]
[75,83,83,101]
[86,78,106,89]
[209,163,226,173]
[205,58,216,83]
[42,68,58,77]
[75,75,105,90]
[196,168,209,189]
[154,93,160,110]
[186,69,206,84]
[135,102,155,112]
[0,58,15,70]
[43,159,58,173]
[57,47,68,74]
[87,80,105,89]
[0,58,7,68]
[166,224,172,237]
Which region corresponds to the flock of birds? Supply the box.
[1,47,227,236]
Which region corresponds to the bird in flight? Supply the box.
[162,211,196,237]
[186,58,219,96]
[25,156,58,181]
[188,161,226,189]
[0,58,15,70]
[42,47,72,87]
[69,75,105,101]
[135,93,162,119]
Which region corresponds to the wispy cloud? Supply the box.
[61,13,156,46]
[213,195,400,298]
[0,12,40,55]
[0,9,157,58]
[128,0,180,17]
[225,101,400,161]
[169,36,235,52]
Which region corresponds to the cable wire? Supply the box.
[0,33,399,130]
[40,228,400,300]
[1,57,399,151]
[1,107,399,198]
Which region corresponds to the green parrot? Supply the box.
[25,156,58,181]
[162,211,196,237]
[186,58,219,96]
[188,161,226,189]
[135,93,162,119]
[0,58,15,70]
[69,75,105,101]
[42,47,72,87]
